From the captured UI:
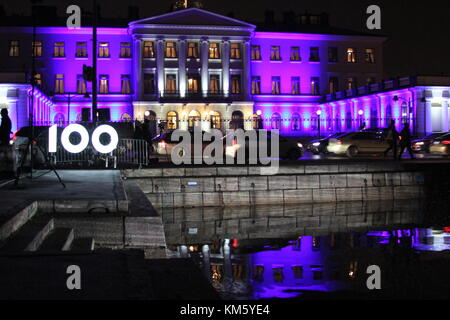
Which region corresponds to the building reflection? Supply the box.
[167,227,450,299]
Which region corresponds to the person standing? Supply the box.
[384,120,399,159]
[0,108,12,146]
[398,122,415,159]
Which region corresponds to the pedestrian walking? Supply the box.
[383,120,399,159]
[0,108,12,146]
[398,122,415,159]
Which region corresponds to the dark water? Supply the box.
[162,199,450,300]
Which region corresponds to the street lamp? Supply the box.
[316,110,322,137]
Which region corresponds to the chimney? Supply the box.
[264,10,275,25]
[128,6,139,20]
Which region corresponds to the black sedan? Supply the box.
[412,132,449,153]
[306,132,346,155]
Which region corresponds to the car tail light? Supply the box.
[232,139,237,146]
[441,140,450,145]
[12,131,18,141]
[444,227,450,233]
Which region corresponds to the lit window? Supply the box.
[76,42,87,57]
[231,75,241,94]
[187,42,199,58]
[98,42,110,58]
[143,41,155,58]
[143,73,155,94]
[209,75,220,94]
[210,111,221,129]
[328,47,338,62]
[311,77,320,95]
[188,110,201,130]
[167,111,178,130]
[54,74,64,94]
[34,73,42,87]
[9,40,20,57]
[166,74,177,93]
[32,41,42,57]
[251,76,261,95]
[120,42,131,58]
[328,77,339,93]
[271,113,281,130]
[77,75,86,94]
[99,75,109,94]
[309,47,320,62]
[365,48,375,63]
[187,75,200,93]
[271,76,281,94]
[290,47,301,61]
[209,43,220,59]
[291,77,301,95]
[121,75,131,94]
[347,77,357,90]
[53,42,65,57]
[230,43,241,59]
[347,48,356,63]
[292,113,301,131]
[270,46,281,60]
[251,45,261,60]
[165,42,177,58]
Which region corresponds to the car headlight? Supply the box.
[415,142,424,146]
[297,143,303,148]
[312,142,321,147]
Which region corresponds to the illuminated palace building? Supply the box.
[1,3,450,136]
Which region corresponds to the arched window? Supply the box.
[401,102,409,123]
[188,110,201,130]
[167,111,178,130]
[230,111,244,129]
[292,113,301,131]
[386,104,392,122]
[271,113,281,130]
[210,111,221,129]
[370,107,378,128]
[54,113,65,126]
[121,113,132,122]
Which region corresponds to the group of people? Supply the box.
[0,108,12,146]
[383,120,415,159]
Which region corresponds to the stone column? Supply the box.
[221,39,230,97]
[178,39,187,98]
[442,99,449,132]
[242,39,251,101]
[200,38,209,97]
[425,101,432,134]
[156,38,165,97]
[133,36,143,102]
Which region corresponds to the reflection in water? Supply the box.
[163,199,450,299]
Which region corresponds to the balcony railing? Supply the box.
[158,90,243,102]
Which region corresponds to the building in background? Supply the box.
[0,6,448,136]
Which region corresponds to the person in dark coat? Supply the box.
[398,122,415,159]
[0,108,12,146]
[383,120,399,159]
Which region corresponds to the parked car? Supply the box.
[151,131,218,161]
[412,132,449,153]
[429,133,450,156]
[306,132,346,155]
[363,127,389,136]
[225,130,304,162]
[327,131,390,157]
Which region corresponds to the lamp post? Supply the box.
[316,110,322,137]
[256,110,263,129]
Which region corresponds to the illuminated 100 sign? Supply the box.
[48,124,119,154]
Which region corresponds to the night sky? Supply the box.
[0,0,449,78]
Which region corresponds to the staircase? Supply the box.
[0,206,95,254]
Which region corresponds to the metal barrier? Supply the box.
[47,139,150,168]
